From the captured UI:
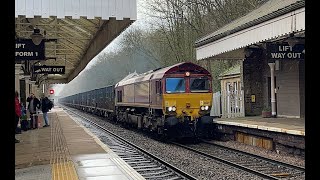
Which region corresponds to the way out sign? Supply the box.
[267,43,304,60]
[33,65,65,74]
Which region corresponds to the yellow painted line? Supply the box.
[52,162,78,180]
[66,110,145,179]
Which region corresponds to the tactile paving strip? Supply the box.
[50,113,78,180]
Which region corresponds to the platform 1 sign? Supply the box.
[33,65,65,74]
[15,39,45,61]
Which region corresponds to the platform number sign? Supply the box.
[15,39,45,61]
[50,89,54,94]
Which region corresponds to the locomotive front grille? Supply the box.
[183,116,191,122]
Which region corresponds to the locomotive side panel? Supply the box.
[123,84,134,103]
[115,86,124,106]
[150,79,162,109]
[134,81,149,104]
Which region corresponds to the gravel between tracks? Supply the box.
[211,140,305,168]
[71,110,304,180]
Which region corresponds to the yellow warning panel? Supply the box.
[52,162,78,180]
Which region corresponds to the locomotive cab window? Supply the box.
[166,78,185,93]
[156,80,162,94]
[190,77,210,92]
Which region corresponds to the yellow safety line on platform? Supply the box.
[52,162,78,180]
[50,113,79,180]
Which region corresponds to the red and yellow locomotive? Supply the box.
[115,62,213,138]
[60,62,214,139]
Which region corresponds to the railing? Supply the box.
[221,89,244,118]
[211,91,222,117]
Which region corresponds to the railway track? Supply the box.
[172,140,305,180]
[63,106,196,180]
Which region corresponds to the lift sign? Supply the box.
[33,65,65,74]
[267,43,304,60]
[15,39,45,61]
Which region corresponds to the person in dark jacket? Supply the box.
[27,93,40,129]
[15,91,21,143]
[41,96,52,127]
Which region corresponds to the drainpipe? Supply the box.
[268,63,276,117]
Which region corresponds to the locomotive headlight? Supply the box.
[200,106,205,110]
[205,106,209,110]
[172,106,176,111]
[167,106,176,112]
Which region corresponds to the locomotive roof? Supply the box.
[115,62,210,87]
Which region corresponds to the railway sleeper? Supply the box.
[143,172,176,179]
[133,164,159,169]
[166,177,184,180]
[127,160,152,164]
[135,167,163,172]
[122,157,146,161]
[119,154,143,158]
[140,170,172,176]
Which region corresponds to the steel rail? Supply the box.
[63,106,197,180]
[171,142,280,180]
[201,140,305,171]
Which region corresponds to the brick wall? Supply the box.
[242,53,264,116]
[243,48,303,117]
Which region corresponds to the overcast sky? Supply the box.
[52,0,150,96]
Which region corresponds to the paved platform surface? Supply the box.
[213,116,305,136]
[15,164,52,180]
[15,106,145,180]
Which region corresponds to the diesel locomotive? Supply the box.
[60,62,214,139]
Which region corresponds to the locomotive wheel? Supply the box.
[157,127,170,142]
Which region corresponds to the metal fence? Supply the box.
[211,89,245,118]
[210,91,222,117]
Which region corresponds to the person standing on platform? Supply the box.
[15,91,21,143]
[27,93,40,129]
[40,96,52,127]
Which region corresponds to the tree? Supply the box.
[59,0,265,96]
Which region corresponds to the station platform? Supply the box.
[15,106,145,180]
[213,116,305,136]
[212,116,305,154]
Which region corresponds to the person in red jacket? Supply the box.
[15,91,21,143]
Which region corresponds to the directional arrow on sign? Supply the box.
[33,65,65,74]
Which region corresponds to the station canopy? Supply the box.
[195,0,305,60]
[15,0,137,84]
